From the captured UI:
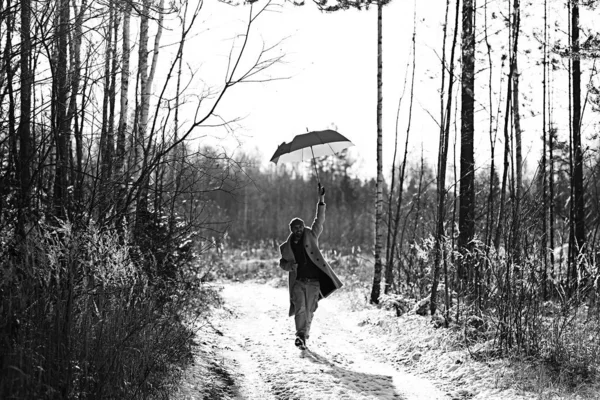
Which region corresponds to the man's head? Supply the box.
[289,218,305,240]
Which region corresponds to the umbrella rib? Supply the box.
[320,129,346,156]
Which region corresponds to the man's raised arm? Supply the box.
[310,184,326,237]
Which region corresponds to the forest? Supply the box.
[1,0,600,398]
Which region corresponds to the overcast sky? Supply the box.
[167,0,600,181]
[181,0,445,180]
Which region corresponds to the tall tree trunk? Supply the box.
[386,2,416,295]
[99,0,116,220]
[483,0,496,254]
[17,0,32,238]
[495,1,516,252]
[497,0,515,350]
[169,2,187,240]
[385,55,411,294]
[53,0,70,219]
[511,0,522,263]
[541,0,549,299]
[135,0,151,233]
[431,0,460,316]
[5,0,18,224]
[53,1,73,395]
[495,68,513,251]
[458,0,476,284]
[370,0,384,304]
[385,108,401,293]
[136,0,165,233]
[115,0,132,224]
[549,125,556,287]
[68,0,86,209]
[570,0,585,289]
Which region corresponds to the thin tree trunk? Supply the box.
[511,0,523,263]
[54,0,73,394]
[68,0,86,209]
[53,0,70,219]
[99,0,116,220]
[5,0,18,223]
[541,0,549,299]
[494,12,515,252]
[136,0,165,232]
[566,1,574,290]
[370,0,384,304]
[17,0,32,238]
[387,3,416,295]
[431,0,460,316]
[135,0,151,232]
[169,2,187,239]
[385,53,411,294]
[483,0,496,254]
[106,5,120,208]
[570,0,585,290]
[115,0,132,225]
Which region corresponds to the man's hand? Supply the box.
[318,183,325,203]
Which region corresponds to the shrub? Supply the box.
[0,221,216,399]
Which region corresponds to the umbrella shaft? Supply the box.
[310,146,320,184]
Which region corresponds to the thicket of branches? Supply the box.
[0,0,281,397]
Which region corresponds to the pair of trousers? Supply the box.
[291,279,320,339]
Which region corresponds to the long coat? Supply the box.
[279,202,343,317]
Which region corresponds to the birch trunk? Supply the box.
[370,0,384,304]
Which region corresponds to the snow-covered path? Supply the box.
[210,282,447,400]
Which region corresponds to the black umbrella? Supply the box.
[270,129,354,183]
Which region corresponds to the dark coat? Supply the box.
[279,202,343,317]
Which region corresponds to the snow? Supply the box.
[176,281,446,399]
[174,281,596,399]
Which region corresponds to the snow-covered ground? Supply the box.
[177,281,446,399]
[173,281,598,399]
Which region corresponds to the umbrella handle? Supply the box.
[310,146,321,185]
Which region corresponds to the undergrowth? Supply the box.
[0,221,219,399]
[212,242,600,397]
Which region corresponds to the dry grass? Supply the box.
[0,222,218,399]
[201,248,600,399]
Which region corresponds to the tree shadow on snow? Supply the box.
[301,349,406,399]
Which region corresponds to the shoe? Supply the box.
[294,336,306,350]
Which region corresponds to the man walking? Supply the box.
[279,184,343,350]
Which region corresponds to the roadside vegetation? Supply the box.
[206,242,600,399]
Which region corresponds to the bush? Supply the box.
[0,221,217,399]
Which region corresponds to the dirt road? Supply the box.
[190,282,447,400]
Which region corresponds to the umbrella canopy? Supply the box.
[269,130,354,164]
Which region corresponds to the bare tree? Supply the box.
[457,0,476,284]
[385,0,416,295]
[570,0,585,290]
[511,0,523,262]
[99,0,119,220]
[17,0,32,236]
[371,0,385,304]
[68,0,87,208]
[53,0,71,218]
[114,0,132,226]
[431,0,460,316]
[541,0,549,299]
